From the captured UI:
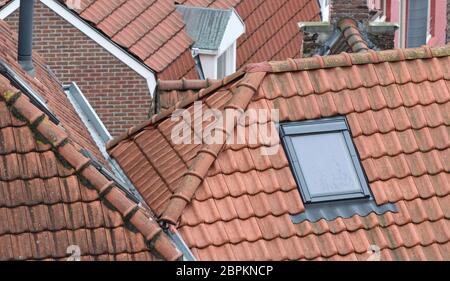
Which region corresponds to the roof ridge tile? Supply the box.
[160,71,267,225]
[338,18,369,53]
[158,78,218,91]
[267,44,450,73]
[107,69,247,151]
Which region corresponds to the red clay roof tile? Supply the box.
[0,20,182,260]
[58,0,319,79]
[109,44,450,260]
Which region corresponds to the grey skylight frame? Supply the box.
[280,116,372,204]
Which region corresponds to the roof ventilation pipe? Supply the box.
[18,0,36,76]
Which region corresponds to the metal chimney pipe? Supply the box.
[18,0,36,76]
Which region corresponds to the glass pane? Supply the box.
[217,51,227,79]
[407,0,429,47]
[291,132,362,198]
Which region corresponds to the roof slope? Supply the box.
[64,0,198,80]
[0,20,181,261]
[59,0,320,79]
[178,0,321,66]
[108,45,450,261]
[0,20,104,164]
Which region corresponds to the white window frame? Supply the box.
[426,0,432,43]
[401,0,432,48]
[198,41,237,79]
[216,42,236,79]
[399,0,407,48]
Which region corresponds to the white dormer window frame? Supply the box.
[216,41,236,79]
[194,8,244,79]
[196,41,237,80]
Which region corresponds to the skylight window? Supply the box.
[280,116,371,204]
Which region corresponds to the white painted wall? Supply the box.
[199,54,218,79]
[218,10,245,55]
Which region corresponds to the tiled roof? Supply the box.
[337,18,370,53]
[108,45,450,261]
[178,0,321,67]
[157,78,218,112]
[231,0,320,65]
[59,0,320,79]
[0,20,105,164]
[0,20,181,261]
[63,0,198,80]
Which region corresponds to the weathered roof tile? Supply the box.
[0,20,181,261]
[109,44,450,261]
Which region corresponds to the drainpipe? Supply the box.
[18,0,36,76]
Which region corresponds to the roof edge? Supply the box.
[157,78,219,91]
[268,44,450,72]
[0,84,182,261]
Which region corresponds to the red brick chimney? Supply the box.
[299,0,398,57]
[329,0,370,23]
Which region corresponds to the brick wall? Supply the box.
[330,0,370,23]
[368,31,395,50]
[5,1,152,137]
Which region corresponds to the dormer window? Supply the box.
[280,116,371,203]
[177,5,244,79]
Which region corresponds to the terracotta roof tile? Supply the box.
[109,45,450,260]
[337,18,370,53]
[0,88,182,260]
[0,20,182,260]
[57,0,320,79]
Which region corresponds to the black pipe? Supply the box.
[18,0,36,76]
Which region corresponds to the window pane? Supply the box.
[217,51,227,79]
[291,132,362,198]
[407,0,429,47]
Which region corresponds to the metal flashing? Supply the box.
[0,59,59,124]
[291,199,398,223]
